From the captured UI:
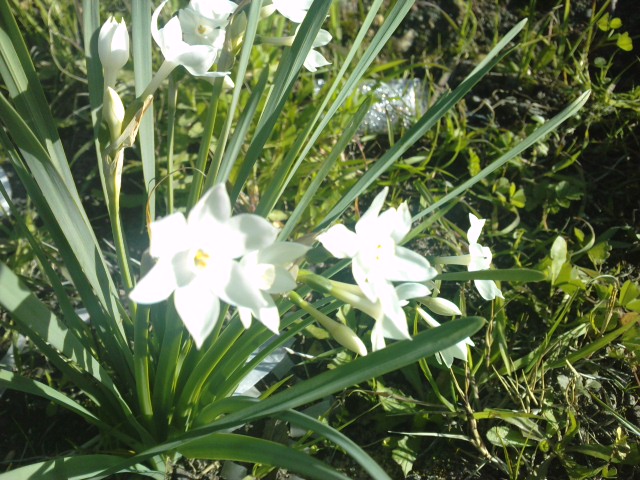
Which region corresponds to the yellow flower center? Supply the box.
[193,249,210,269]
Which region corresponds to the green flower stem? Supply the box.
[134,305,154,427]
[187,76,224,209]
[288,291,367,356]
[297,269,333,294]
[432,254,472,266]
[255,34,295,47]
[105,149,134,293]
[166,76,178,214]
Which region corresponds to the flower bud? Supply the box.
[421,297,462,316]
[99,16,129,88]
[312,310,367,356]
[103,87,125,143]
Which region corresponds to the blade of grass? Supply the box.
[410,90,591,225]
[94,316,485,476]
[132,0,156,218]
[228,0,333,203]
[256,0,413,217]
[179,433,350,480]
[318,19,530,230]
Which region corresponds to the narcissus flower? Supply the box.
[130,184,295,348]
[98,16,129,88]
[151,0,231,80]
[318,187,436,319]
[304,28,331,72]
[272,0,314,23]
[417,307,474,368]
[433,213,504,301]
[238,242,309,332]
[178,0,237,46]
[466,214,504,300]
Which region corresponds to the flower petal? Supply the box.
[384,246,436,282]
[355,188,388,236]
[224,214,278,256]
[190,183,232,225]
[213,260,270,312]
[149,212,189,258]
[396,282,430,304]
[313,29,332,48]
[390,202,412,243]
[151,0,169,48]
[129,259,180,304]
[303,49,330,72]
[317,224,359,259]
[264,265,297,294]
[468,243,492,271]
[253,296,280,333]
[272,0,314,23]
[174,279,220,349]
[474,279,504,301]
[467,213,485,245]
[238,306,253,329]
[256,242,309,265]
[173,44,219,76]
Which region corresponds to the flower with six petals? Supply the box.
[130,184,301,348]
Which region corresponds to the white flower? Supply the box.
[330,281,429,351]
[99,16,129,88]
[417,307,474,368]
[467,214,504,301]
[272,0,314,23]
[304,28,331,72]
[318,187,436,317]
[130,184,281,348]
[152,0,229,79]
[238,242,309,332]
[178,0,237,46]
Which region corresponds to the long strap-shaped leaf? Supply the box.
[256,0,414,218]
[0,2,131,365]
[317,19,529,231]
[179,433,350,480]
[0,262,150,443]
[0,455,164,480]
[0,94,133,379]
[0,371,139,447]
[132,0,156,219]
[196,398,391,480]
[228,0,333,203]
[0,0,74,192]
[410,90,591,224]
[94,316,485,476]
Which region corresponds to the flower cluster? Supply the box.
[130,184,307,348]
[151,0,236,82]
[99,4,500,364]
[316,189,502,364]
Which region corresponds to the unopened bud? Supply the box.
[103,87,125,143]
[99,16,129,88]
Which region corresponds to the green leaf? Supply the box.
[486,426,533,448]
[550,236,568,284]
[320,20,531,230]
[620,281,640,307]
[0,455,163,480]
[617,32,633,51]
[132,0,156,217]
[435,268,546,282]
[392,436,417,476]
[179,433,350,480]
[588,241,611,267]
[92,317,486,477]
